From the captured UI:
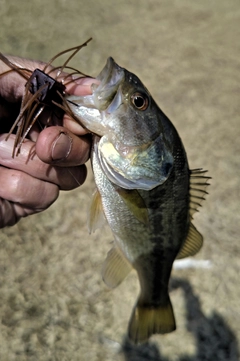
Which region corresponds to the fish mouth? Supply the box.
[66,57,125,135]
[96,57,124,88]
[91,57,125,110]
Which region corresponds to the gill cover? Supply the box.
[96,135,173,191]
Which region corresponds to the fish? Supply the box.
[65,57,210,344]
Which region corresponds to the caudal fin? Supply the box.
[128,298,176,344]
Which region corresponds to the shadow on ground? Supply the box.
[120,278,239,361]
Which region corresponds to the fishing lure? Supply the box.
[0,38,92,156]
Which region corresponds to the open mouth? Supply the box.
[65,57,125,135]
[96,57,115,85]
[91,57,125,110]
[96,57,123,86]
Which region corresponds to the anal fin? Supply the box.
[177,222,203,259]
[102,246,132,289]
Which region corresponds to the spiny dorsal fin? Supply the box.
[102,246,132,289]
[189,168,211,218]
[177,222,203,259]
[116,188,149,226]
[88,189,106,234]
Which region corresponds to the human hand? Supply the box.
[0,55,96,228]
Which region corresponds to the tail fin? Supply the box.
[128,298,176,344]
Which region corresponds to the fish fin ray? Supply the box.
[116,188,149,226]
[102,246,132,289]
[88,188,105,233]
[189,168,211,217]
[128,297,176,344]
[177,222,203,259]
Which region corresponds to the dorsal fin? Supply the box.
[88,189,106,233]
[189,168,211,218]
[116,188,149,226]
[177,222,203,259]
[102,246,132,289]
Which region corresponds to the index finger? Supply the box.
[0,54,98,101]
[63,77,99,135]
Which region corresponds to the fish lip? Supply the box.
[65,58,125,136]
[96,57,122,84]
[96,57,115,84]
[92,57,125,101]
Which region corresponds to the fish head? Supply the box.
[70,57,162,145]
[67,57,174,190]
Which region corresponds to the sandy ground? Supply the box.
[0,1,239,360]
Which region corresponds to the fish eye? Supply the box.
[131,92,149,110]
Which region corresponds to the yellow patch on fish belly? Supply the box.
[100,141,117,158]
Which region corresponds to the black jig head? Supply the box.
[28,68,66,106]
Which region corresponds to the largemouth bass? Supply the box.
[66,58,210,343]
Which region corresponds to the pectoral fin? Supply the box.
[88,189,105,233]
[102,246,132,289]
[177,222,203,259]
[116,188,149,226]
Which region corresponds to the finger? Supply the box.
[62,77,100,135]
[35,126,91,166]
[0,198,44,228]
[0,166,59,210]
[0,134,88,190]
[28,122,42,142]
[0,198,20,228]
[62,115,89,135]
[0,54,98,102]
[65,77,99,96]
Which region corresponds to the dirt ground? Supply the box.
[0,1,239,360]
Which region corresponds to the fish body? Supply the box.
[66,58,209,343]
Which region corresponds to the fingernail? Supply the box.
[51,132,73,162]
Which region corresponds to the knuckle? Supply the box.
[39,184,59,209]
[8,171,27,202]
[0,198,19,228]
[8,171,59,209]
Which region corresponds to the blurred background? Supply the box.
[0,1,239,360]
